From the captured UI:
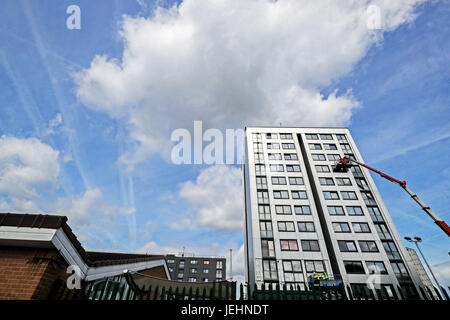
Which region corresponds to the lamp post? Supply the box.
[404,236,445,299]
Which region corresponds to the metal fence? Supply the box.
[48,278,449,301]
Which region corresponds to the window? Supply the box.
[203,268,209,274]
[366,261,387,274]
[309,143,322,150]
[355,178,369,190]
[253,142,263,151]
[315,165,330,172]
[190,259,198,265]
[328,206,344,215]
[267,142,280,150]
[291,190,307,199]
[350,165,363,177]
[289,177,304,185]
[346,206,364,216]
[359,241,379,252]
[254,152,264,161]
[294,205,311,215]
[280,133,293,139]
[280,239,299,251]
[216,270,223,279]
[333,222,351,233]
[327,154,341,161]
[255,164,265,174]
[361,192,377,205]
[274,190,289,199]
[368,206,384,222]
[275,205,292,215]
[278,221,295,232]
[252,133,261,140]
[336,178,352,186]
[338,240,357,252]
[257,191,269,204]
[324,143,337,150]
[305,260,325,273]
[340,143,352,153]
[320,134,333,140]
[336,134,347,142]
[375,223,392,240]
[312,154,326,161]
[190,268,197,273]
[284,153,298,160]
[169,267,174,273]
[298,222,315,232]
[179,261,185,268]
[217,261,223,269]
[352,222,370,233]
[341,191,357,200]
[319,177,334,185]
[203,260,210,265]
[266,133,278,140]
[260,221,273,238]
[271,176,287,185]
[258,205,271,220]
[177,272,184,279]
[391,262,409,277]
[301,240,320,251]
[263,260,278,281]
[256,176,267,189]
[323,191,339,200]
[282,143,295,150]
[286,165,301,172]
[268,153,282,160]
[261,240,275,257]
[167,259,175,264]
[283,260,303,282]
[344,261,365,274]
[188,277,197,282]
[270,164,284,172]
[383,241,401,260]
[306,134,319,140]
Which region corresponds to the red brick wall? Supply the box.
[0,246,68,300]
[139,265,168,279]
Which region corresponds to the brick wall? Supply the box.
[0,246,68,300]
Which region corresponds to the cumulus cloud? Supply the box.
[433,260,450,287]
[0,136,134,244]
[75,0,426,170]
[0,136,60,198]
[178,165,242,231]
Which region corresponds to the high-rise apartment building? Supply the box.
[166,254,226,283]
[243,127,424,299]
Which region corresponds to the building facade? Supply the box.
[166,254,226,283]
[243,127,424,299]
[406,247,439,299]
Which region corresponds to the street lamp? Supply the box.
[404,236,445,299]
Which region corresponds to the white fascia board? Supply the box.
[0,225,56,242]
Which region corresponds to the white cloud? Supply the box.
[0,136,60,198]
[178,165,243,231]
[75,0,427,170]
[433,260,450,288]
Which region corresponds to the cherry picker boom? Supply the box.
[333,156,450,237]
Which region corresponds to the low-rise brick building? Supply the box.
[0,213,170,300]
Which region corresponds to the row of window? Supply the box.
[261,239,321,255]
[263,259,326,281]
[323,190,358,200]
[255,153,298,161]
[257,190,309,203]
[344,260,409,277]
[338,240,379,253]
[306,133,347,142]
[267,142,296,150]
[258,204,311,219]
[252,133,293,140]
[175,260,223,269]
[255,164,301,174]
[260,221,317,236]
[256,176,304,188]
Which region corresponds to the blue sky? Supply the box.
[0,0,448,284]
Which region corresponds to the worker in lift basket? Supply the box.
[313,272,320,284]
